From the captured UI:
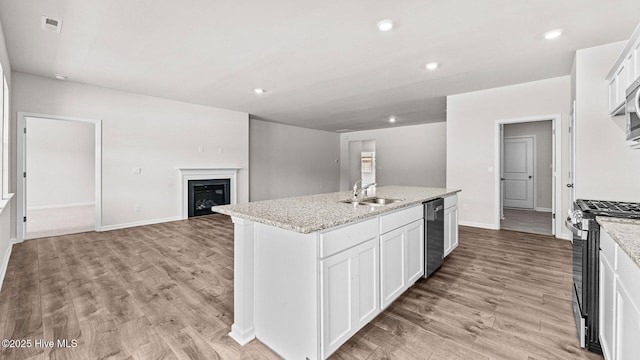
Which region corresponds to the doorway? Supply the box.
[496,116,560,236]
[16,112,102,242]
[348,139,376,188]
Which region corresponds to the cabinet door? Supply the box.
[443,207,453,256]
[380,227,406,309]
[615,279,640,360]
[321,248,355,356]
[321,238,379,359]
[405,219,424,285]
[355,239,379,326]
[443,206,459,257]
[599,250,616,360]
[450,206,458,252]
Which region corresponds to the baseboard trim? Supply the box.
[100,216,182,232]
[535,207,552,212]
[0,238,17,292]
[27,202,95,211]
[558,233,573,241]
[459,221,500,230]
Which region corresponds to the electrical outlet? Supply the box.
[134,204,141,212]
[463,204,469,211]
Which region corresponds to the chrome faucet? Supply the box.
[352,180,377,202]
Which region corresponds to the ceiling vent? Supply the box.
[41,16,62,33]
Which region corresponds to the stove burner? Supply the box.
[576,199,640,219]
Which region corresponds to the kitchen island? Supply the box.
[213,186,460,359]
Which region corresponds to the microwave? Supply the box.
[626,78,640,147]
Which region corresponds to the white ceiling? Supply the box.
[1,0,639,132]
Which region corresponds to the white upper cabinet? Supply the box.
[607,22,640,116]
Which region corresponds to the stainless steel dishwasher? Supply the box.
[424,198,444,278]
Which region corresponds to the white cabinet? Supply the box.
[379,205,424,309]
[598,229,640,360]
[599,232,616,360]
[321,238,378,358]
[607,22,640,115]
[444,195,459,257]
[406,219,425,284]
[380,227,406,309]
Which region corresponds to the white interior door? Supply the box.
[503,136,534,209]
[568,101,576,205]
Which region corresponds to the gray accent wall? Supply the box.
[339,122,447,190]
[250,120,340,201]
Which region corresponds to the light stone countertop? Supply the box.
[213,186,461,234]
[597,216,640,268]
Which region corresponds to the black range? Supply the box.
[566,199,640,354]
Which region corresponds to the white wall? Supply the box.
[249,119,340,201]
[339,122,446,190]
[504,120,553,210]
[11,72,249,229]
[26,117,95,208]
[447,76,570,237]
[0,17,13,291]
[574,42,640,201]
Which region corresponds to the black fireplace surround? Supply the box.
[188,179,231,217]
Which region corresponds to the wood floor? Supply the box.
[0,214,603,360]
[500,208,552,236]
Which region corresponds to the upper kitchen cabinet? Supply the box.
[607,22,640,116]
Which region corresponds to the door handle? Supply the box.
[500,178,505,181]
[567,184,574,188]
[528,175,532,179]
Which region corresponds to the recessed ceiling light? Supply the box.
[425,62,439,71]
[253,88,266,94]
[377,19,394,32]
[388,116,396,123]
[54,74,67,80]
[544,29,563,40]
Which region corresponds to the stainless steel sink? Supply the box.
[340,197,402,206]
[361,197,402,205]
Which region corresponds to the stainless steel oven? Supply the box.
[566,216,600,352]
[565,199,640,354]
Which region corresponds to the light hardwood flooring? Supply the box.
[0,214,603,360]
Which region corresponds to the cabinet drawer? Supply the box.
[444,194,457,209]
[320,218,378,258]
[379,205,423,234]
[600,230,617,269]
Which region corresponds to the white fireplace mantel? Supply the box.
[178,168,240,219]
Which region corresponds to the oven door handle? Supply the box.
[565,218,589,240]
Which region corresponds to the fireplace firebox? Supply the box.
[188,179,231,217]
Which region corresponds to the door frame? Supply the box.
[502,135,536,210]
[16,112,102,242]
[494,114,561,236]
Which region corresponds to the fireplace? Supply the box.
[188,179,230,217]
[178,168,239,219]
